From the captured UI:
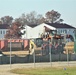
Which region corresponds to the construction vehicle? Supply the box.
[29,28,74,55]
[40,29,74,54]
[64,42,74,54]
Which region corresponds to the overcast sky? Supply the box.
[0,0,76,27]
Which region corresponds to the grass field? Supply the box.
[11,66,76,75]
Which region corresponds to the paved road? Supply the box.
[0,61,76,75]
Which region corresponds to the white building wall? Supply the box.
[21,23,56,39]
[57,28,75,42]
[21,23,75,40]
[26,24,45,39]
[30,24,45,38]
[21,25,33,39]
[57,28,74,36]
[0,29,8,39]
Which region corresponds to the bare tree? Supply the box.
[1,16,13,25]
[15,11,45,25]
[45,10,63,23]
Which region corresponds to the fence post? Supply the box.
[49,39,52,67]
[10,38,12,69]
[33,48,35,67]
[67,49,69,66]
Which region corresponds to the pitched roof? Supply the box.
[27,24,38,28]
[0,24,9,29]
[45,23,75,29]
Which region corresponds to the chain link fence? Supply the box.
[0,39,76,67]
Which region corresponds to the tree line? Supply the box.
[0,10,64,39]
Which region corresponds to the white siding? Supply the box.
[26,24,45,39]
[21,23,75,40]
[57,28,74,37]
[57,28,75,42]
[21,23,56,39]
[0,29,8,39]
[21,25,32,39]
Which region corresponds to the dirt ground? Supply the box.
[0,61,76,75]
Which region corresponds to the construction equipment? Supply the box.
[64,42,74,54]
[29,39,36,54]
